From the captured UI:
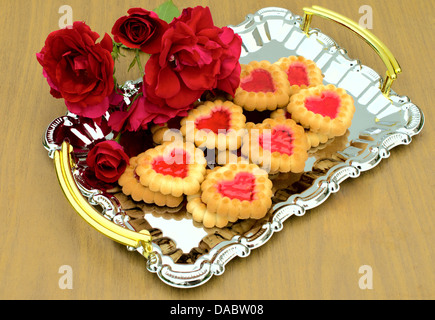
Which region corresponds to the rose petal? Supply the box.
[66,96,110,118]
[100,33,114,52]
[155,67,180,98]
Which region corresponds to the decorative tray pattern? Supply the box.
[44,7,424,288]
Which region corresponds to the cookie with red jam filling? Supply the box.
[135,141,207,197]
[200,163,273,222]
[180,100,246,151]
[241,118,309,174]
[275,55,324,96]
[287,84,355,137]
[270,108,330,148]
[118,156,184,208]
[234,61,291,111]
[186,168,234,229]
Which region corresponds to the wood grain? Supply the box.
[0,0,433,300]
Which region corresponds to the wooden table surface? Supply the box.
[0,0,433,300]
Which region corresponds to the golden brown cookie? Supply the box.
[287,84,355,137]
[270,108,330,148]
[186,193,233,229]
[180,100,246,151]
[233,60,291,111]
[200,163,273,222]
[118,156,184,208]
[186,167,234,229]
[274,55,324,96]
[135,141,207,197]
[241,118,309,174]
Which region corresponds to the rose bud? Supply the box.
[86,141,130,183]
[112,8,169,54]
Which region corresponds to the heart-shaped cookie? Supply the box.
[200,163,273,221]
[151,149,190,178]
[217,172,256,201]
[242,118,309,174]
[286,63,310,86]
[304,90,341,118]
[287,84,355,137]
[270,109,332,148]
[135,141,207,197]
[195,109,231,134]
[259,126,294,155]
[186,167,238,229]
[234,60,291,112]
[275,55,324,96]
[118,156,184,208]
[240,69,276,93]
[180,100,246,150]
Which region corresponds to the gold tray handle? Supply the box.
[301,5,401,97]
[54,142,153,258]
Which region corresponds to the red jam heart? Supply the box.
[286,62,309,86]
[241,69,276,93]
[195,108,231,134]
[152,149,190,178]
[259,126,294,155]
[305,91,341,119]
[217,172,256,201]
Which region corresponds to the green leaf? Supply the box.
[128,57,137,72]
[154,0,180,23]
[111,42,127,61]
[111,43,119,61]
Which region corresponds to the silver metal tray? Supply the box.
[44,7,424,288]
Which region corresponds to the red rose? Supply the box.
[37,22,115,118]
[86,141,129,183]
[112,8,169,54]
[144,6,242,110]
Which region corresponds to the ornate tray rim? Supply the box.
[43,7,425,288]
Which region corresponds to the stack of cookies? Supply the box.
[117,55,356,228]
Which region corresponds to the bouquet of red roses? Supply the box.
[37,2,242,188]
